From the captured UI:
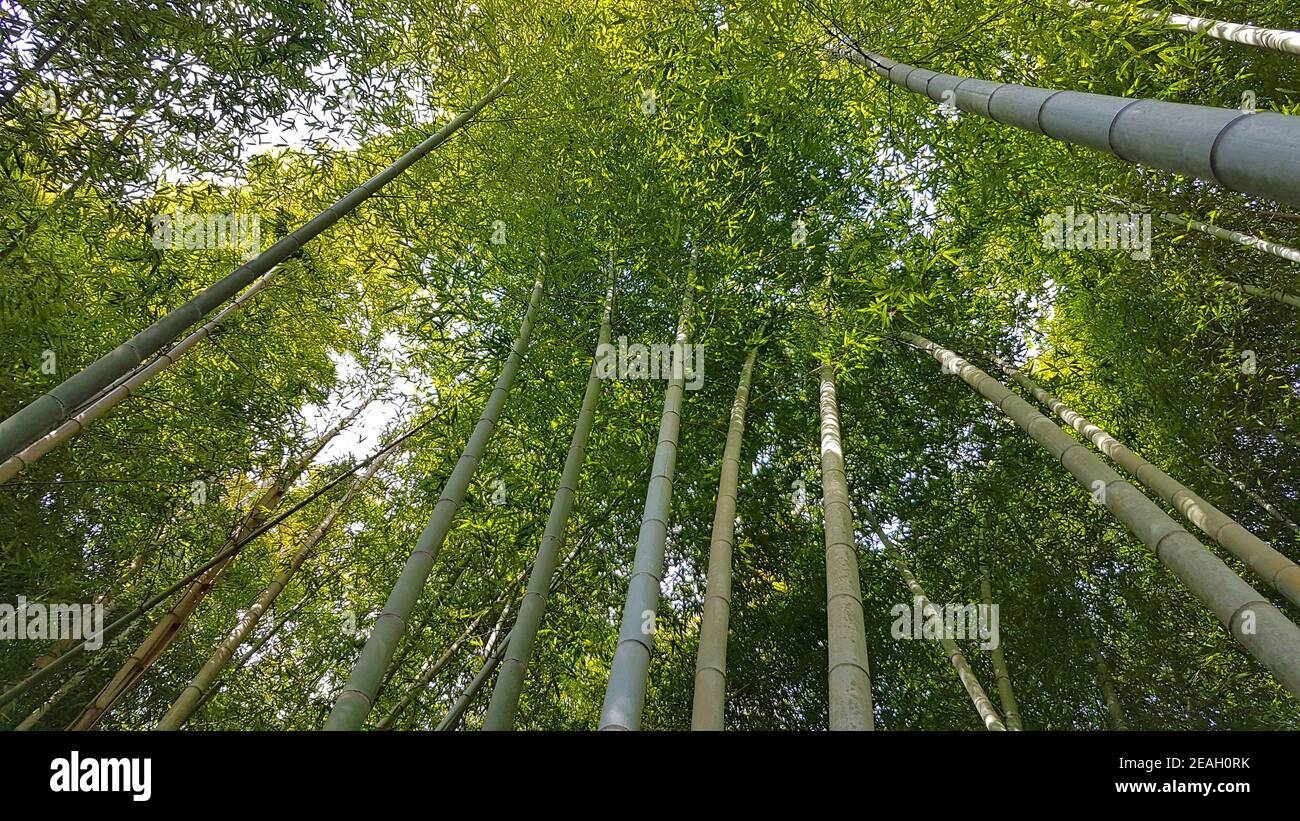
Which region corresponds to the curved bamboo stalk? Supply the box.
[325,277,544,731]
[0,77,510,464]
[599,255,696,731]
[690,342,760,730]
[482,280,614,730]
[0,266,280,484]
[990,355,1300,608]
[829,42,1300,206]
[980,564,1023,730]
[1071,1,1300,57]
[902,331,1300,697]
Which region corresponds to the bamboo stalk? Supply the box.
[690,342,760,730]
[0,77,510,464]
[599,252,697,731]
[829,43,1300,206]
[483,278,614,730]
[325,277,544,730]
[901,331,1300,697]
[990,354,1300,608]
[980,563,1023,730]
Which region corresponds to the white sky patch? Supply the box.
[301,331,431,464]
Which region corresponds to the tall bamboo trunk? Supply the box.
[157,443,395,729]
[435,627,513,732]
[483,281,614,730]
[0,78,509,464]
[829,44,1300,207]
[901,331,1300,697]
[979,563,1023,730]
[0,266,281,484]
[877,540,1006,730]
[325,277,544,731]
[598,257,696,731]
[990,355,1300,608]
[1201,458,1300,538]
[819,360,874,731]
[1086,635,1127,730]
[690,342,759,730]
[67,406,362,730]
[1071,0,1300,56]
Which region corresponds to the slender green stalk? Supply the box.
[157,445,394,729]
[991,355,1300,608]
[599,255,696,731]
[902,331,1300,697]
[690,342,759,731]
[0,77,509,464]
[866,511,1005,731]
[819,359,874,730]
[435,629,513,732]
[325,277,544,731]
[0,266,280,484]
[378,599,511,731]
[1086,635,1127,730]
[483,280,614,730]
[68,407,363,730]
[980,563,1022,730]
[1201,458,1300,538]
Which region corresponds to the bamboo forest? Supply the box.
[3,0,1300,739]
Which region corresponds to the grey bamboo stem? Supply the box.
[377,599,510,730]
[690,342,759,730]
[1086,635,1127,730]
[819,361,874,730]
[1201,458,1300,538]
[863,510,1004,729]
[902,331,1300,697]
[599,258,696,731]
[1071,1,1300,57]
[1224,281,1300,310]
[0,77,509,464]
[483,281,613,729]
[979,564,1023,730]
[830,45,1300,206]
[157,446,394,729]
[1093,194,1300,308]
[325,277,543,731]
[0,267,280,484]
[435,630,512,732]
[991,355,1300,608]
